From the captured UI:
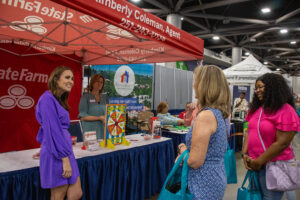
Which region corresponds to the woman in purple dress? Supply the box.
[35,66,82,199]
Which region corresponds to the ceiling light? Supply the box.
[264,61,268,65]
[290,41,297,45]
[280,29,288,34]
[181,17,184,20]
[245,52,250,56]
[276,68,281,71]
[261,7,271,13]
[131,0,140,2]
[212,36,220,40]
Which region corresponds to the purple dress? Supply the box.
[36,91,79,188]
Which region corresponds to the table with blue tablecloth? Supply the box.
[229,121,244,152]
[162,129,187,156]
[0,134,174,200]
[162,123,244,154]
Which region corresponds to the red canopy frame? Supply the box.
[0,0,204,64]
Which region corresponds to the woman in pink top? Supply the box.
[243,73,300,200]
[183,102,199,126]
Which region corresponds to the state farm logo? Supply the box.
[106,24,133,40]
[0,84,35,109]
[10,16,47,35]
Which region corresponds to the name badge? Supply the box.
[89,99,96,103]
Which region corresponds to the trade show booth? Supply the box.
[0,0,204,153]
[0,1,204,199]
[223,55,272,101]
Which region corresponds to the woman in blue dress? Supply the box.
[78,74,109,140]
[36,66,82,199]
[178,65,231,200]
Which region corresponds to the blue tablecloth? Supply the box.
[0,140,174,200]
[229,122,244,152]
[229,123,236,150]
[162,130,186,156]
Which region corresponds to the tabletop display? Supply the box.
[101,104,130,149]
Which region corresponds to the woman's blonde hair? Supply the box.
[157,102,168,114]
[48,66,73,111]
[89,74,105,93]
[194,65,231,118]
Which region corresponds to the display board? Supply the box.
[91,64,153,109]
[104,104,127,145]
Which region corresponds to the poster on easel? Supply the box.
[101,104,129,149]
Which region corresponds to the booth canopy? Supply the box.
[223,55,272,84]
[0,0,204,65]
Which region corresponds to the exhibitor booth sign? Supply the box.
[0,0,204,65]
[0,44,82,153]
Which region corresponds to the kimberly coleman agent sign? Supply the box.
[1,0,203,65]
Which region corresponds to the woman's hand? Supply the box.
[178,143,188,154]
[32,151,40,159]
[187,102,197,111]
[98,115,105,122]
[246,156,263,171]
[243,154,253,170]
[62,157,72,178]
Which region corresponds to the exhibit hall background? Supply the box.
[154,65,194,110]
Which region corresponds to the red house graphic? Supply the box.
[121,71,129,83]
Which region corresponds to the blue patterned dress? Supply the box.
[186,108,228,200]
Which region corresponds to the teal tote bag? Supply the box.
[237,170,262,200]
[224,143,238,184]
[158,150,193,200]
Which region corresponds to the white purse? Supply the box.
[257,108,300,191]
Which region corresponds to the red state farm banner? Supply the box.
[0,44,82,153]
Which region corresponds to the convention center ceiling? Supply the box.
[131,0,300,75]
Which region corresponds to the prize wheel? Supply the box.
[107,110,125,136]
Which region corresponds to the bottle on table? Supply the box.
[153,121,162,139]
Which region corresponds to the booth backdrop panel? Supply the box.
[91,64,153,109]
[0,44,82,153]
[154,65,193,110]
[163,67,175,108]
[232,85,250,105]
